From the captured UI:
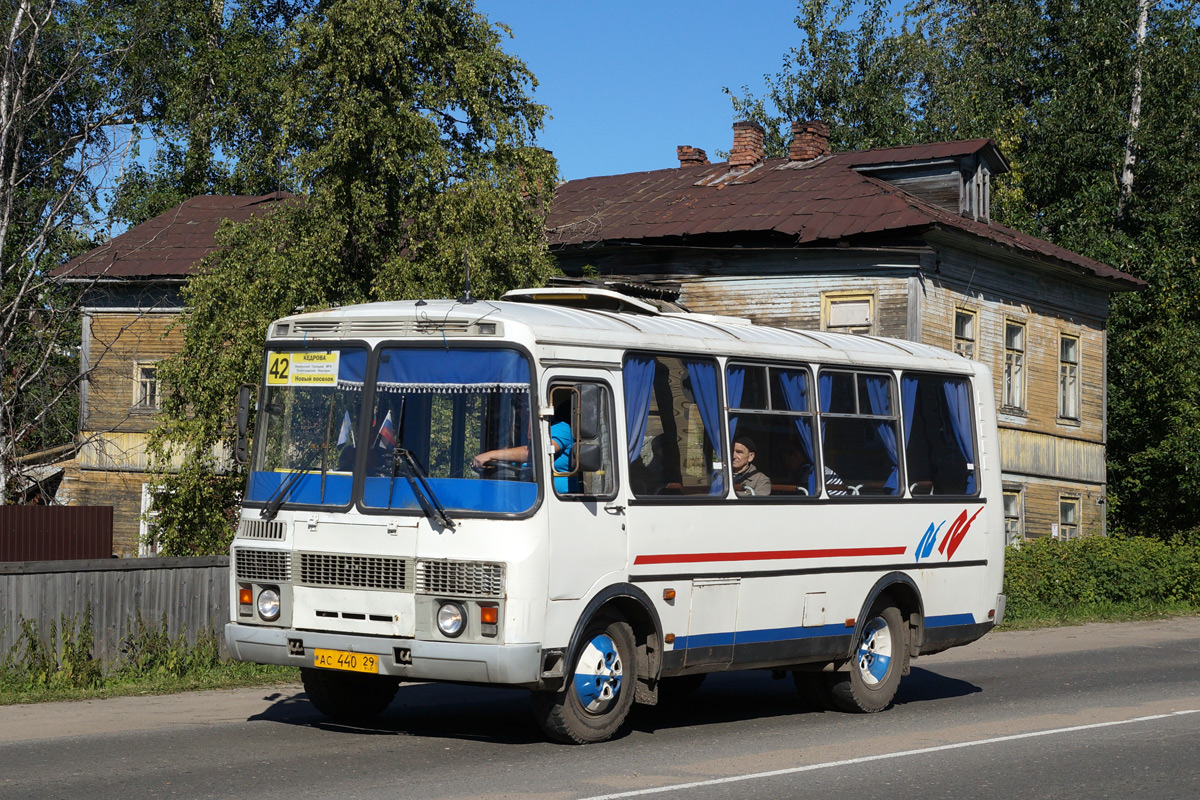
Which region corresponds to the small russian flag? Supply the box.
[377,410,396,447]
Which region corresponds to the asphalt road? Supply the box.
[1,617,1197,800]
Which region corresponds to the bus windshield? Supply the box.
[361,347,536,515]
[247,347,368,509]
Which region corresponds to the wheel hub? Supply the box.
[572,633,624,714]
[856,617,893,686]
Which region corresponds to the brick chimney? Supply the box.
[729,121,765,169]
[677,145,709,167]
[789,120,831,161]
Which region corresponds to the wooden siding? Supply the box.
[1008,476,1105,540]
[57,467,149,556]
[83,310,184,433]
[0,556,229,668]
[916,247,1108,445]
[676,273,912,338]
[999,429,1106,483]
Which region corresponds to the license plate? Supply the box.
[313,648,379,674]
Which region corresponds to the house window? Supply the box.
[1003,321,1025,410]
[823,294,874,335]
[139,483,160,556]
[134,362,159,410]
[954,309,976,359]
[1059,334,1080,420]
[1003,490,1023,545]
[1057,496,1080,540]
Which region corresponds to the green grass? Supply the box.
[0,609,298,706]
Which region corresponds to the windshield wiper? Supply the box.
[261,444,322,521]
[388,448,456,531]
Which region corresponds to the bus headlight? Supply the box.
[436,602,466,638]
[258,587,281,621]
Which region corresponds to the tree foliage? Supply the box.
[147,0,558,555]
[731,0,1200,538]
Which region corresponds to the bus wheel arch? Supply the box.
[821,573,923,713]
[532,585,662,744]
[858,572,924,666]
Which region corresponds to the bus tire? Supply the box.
[301,667,400,723]
[828,602,908,713]
[532,615,636,744]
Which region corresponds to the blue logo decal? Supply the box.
[915,520,946,562]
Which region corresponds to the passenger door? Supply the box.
[545,376,627,600]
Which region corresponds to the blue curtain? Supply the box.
[863,375,900,494]
[943,378,978,493]
[775,368,816,495]
[376,348,529,391]
[685,359,724,495]
[623,355,657,465]
[725,365,745,442]
[337,349,367,385]
[901,377,918,448]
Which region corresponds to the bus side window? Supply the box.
[549,382,617,499]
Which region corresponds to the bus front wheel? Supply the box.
[828,601,908,713]
[532,615,636,744]
[301,667,400,724]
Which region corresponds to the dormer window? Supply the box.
[962,162,992,223]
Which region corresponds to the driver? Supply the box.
[473,413,575,492]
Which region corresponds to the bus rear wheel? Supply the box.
[532,615,636,744]
[301,667,400,724]
[827,602,908,713]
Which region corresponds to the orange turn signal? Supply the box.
[239,587,253,605]
[480,606,499,625]
[663,588,676,601]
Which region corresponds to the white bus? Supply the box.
[226,285,1006,744]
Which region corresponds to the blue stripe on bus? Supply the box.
[670,613,978,650]
[924,613,976,628]
[674,623,848,650]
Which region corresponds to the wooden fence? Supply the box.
[0,556,229,669]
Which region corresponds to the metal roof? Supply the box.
[52,193,293,280]
[547,142,1143,290]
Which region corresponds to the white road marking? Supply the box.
[577,710,1200,800]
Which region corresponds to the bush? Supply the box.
[1003,532,1200,622]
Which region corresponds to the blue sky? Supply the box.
[474,1,810,181]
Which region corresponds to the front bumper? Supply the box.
[225,623,542,686]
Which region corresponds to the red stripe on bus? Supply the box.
[633,547,908,565]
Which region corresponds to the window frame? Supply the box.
[548,379,619,503]
[953,308,977,360]
[725,360,818,501]
[821,292,876,336]
[1058,333,1081,421]
[132,360,160,411]
[1057,495,1080,540]
[1003,488,1023,546]
[816,367,903,499]
[1002,319,1026,411]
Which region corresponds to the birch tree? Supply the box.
[0,1,148,501]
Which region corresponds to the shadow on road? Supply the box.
[247,665,981,744]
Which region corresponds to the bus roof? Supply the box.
[273,294,975,372]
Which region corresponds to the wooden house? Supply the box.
[50,194,289,555]
[547,120,1144,541]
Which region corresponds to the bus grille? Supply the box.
[298,552,409,591]
[237,519,286,540]
[416,560,505,598]
[235,548,292,582]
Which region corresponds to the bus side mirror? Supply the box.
[577,383,602,440]
[235,384,256,464]
[576,441,602,473]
